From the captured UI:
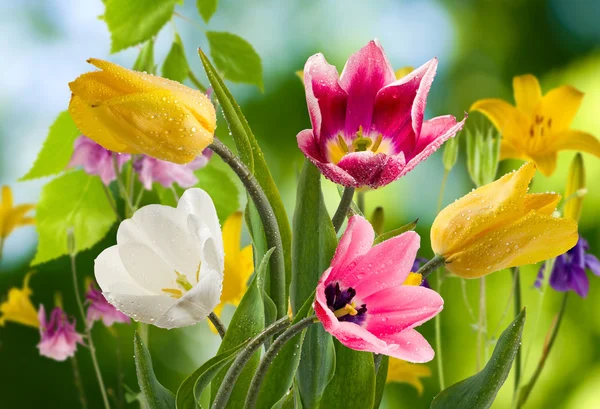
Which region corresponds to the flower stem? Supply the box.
[209,138,287,319]
[101,183,122,222]
[208,312,227,339]
[71,356,89,409]
[435,272,445,390]
[243,316,317,409]
[416,255,446,280]
[112,153,134,218]
[68,234,111,409]
[512,267,522,397]
[476,277,486,371]
[332,187,355,233]
[211,316,291,409]
[517,293,568,408]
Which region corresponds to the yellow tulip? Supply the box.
[68,59,216,164]
[209,212,253,333]
[431,162,578,278]
[386,358,431,395]
[471,74,600,176]
[0,272,39,328]
[0,185,35,241]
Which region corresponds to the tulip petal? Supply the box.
[513,74,542,115]
[95,246,153,296]
[364,286,443,336]
[539,85,583,133]
[381,329,435,363]
[553,130,600,158]
[178,188,223,255]
[331,216,375,272]
[337,151,406,188]
[523,193,560,215]
[340,40,396,135]
[303,54,348,142]
[105,293,177,327]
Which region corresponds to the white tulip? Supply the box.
[95,188,224,329]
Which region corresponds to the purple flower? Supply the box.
[536,236,600,297]
[134,149,212,190]
[69,136,131,185]
[86,283,130,327]
[37,305,84,361]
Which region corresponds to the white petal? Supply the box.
[117,204,202,279]
[117,243,178,293]
[104,293,177,326]
[178,188,222,245]
[95,246,151,296]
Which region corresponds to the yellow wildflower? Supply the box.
[431,162,578,278]
[0,272,39,328]
[209,212,253,332]
[386,358,431,395]
[471,74,600,176]
[68,59,216,165]
[0,185,35,241]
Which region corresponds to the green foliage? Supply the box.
[134,332,176,409]
[105,0,176,53]
[32,170,116,265]
[162,34,189,83]
[373,355,389,409]
[133,39,156,74]
[320,342,376,409]
[196,0,218,23]
[195,163,240,222]
[206,31,264,90]
[431,308,526,409]
[373,219,418,245]
[466,127,500,187]
[442,133,460,172]
[21,111,80,181]
[291,160,338,408]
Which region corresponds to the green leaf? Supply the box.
[291,160,338,408]
[199,50,292,313]
[431,308,527,409]
[336,185,364,218]
[373,356,389,409]
[373,219,419,245]
[320,341,376,409]
[21,111,80,181]
[162,34,189,82]
[105,0,176,53]
[210,251,271,407]
[205,31,263,90]
[32,171,117,265]
[195,163,240,223]
[133,39,156,74]
[196,0,218,23]
[134,332,176,409]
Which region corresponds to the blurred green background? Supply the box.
[1,0,599,408]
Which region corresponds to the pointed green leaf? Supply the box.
[431,308,526,409]
[320,341,376,409]
[196,0,218,23]
[32,171,117,265]
[134,332,176,409]
[373,219,419,245]
[373,355,389,409]
[21,111,80,181]
[162,34,189,82]
[195,163,240,222]
[291,160,338,408]
[133,39,156,74]
[205,31,263,90]
[105,0,176,53]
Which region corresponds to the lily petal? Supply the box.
[553,130,600,158]
[523,193,560,215]
[538,85,583,133]
[513,74,542,115]
[470,98,529,145]
[530,152,558,177]
[499,139,528,161]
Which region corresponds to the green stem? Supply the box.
[71,356,89,409]
[416,255,446,281]
[512,267,522,398]
[517,293,568,408]
[208,312,227,339]
[435,272,445,390]
[374,353,384,373]
[138,322,149,346]
[102,183,122,222]
[188,70,208,93]
[112,154,134,217]
[209,139,287,319]
[211,316,291,409]
[332,187,355,233]
[476,277,486,371]
[68,235,111,409]
[243,316,317,409]
[357,190,366,214]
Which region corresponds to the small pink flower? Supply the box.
[37,305,84,361]
[69,135,131,185]
[134,149,212,190]
[314,216,443,362]
[86,283,130,327]
[298,40,466,188]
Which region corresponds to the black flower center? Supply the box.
[324,282,367,325]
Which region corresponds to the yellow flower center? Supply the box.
[161,262,201,299]
[326,126,388,164]
[529,114,552,139]
[333,302,359,318]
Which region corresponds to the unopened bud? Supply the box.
[466,127,500,187]
[442,134,460,171]
[564,153,585,222]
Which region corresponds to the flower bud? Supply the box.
[442,132,459,171]
[564,153,585,222]
[466,127,500,187]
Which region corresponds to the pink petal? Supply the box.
[304,53,348,142]
[401,113,467,176]
[335,231,420,298]
[297,129,327,162]
[330,215,375,274]
[340,40,396,136]
[371,58,438,152]
[364,286,443,336]
[381,328,435,363]
[337,151,406,188]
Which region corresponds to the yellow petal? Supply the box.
[553,130,600,158]
[513,74,542,115]
[1,186,13,210]
[403,273,422,286]
[499,139,528,161]
[0,272,39,329]
[395,66,414,79]
[295,70,304,82]
[431,163,536,258]
[523,193,560,215]
[530,152,558,177]
[470,99,530,147]
[538,85,583,133]
[223,212,243,262]
[386,358,431,395]
[221,212,254,306]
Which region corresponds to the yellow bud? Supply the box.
[431,162,578,278]
[564,153,585,222]
[68,59,216,164]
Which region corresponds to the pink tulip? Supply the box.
[314,216,443,362]
[86,283,130,327]
[134,149,212,190]
[69,135,130,185]
[298,40,466,188]
[37,305,84,361]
